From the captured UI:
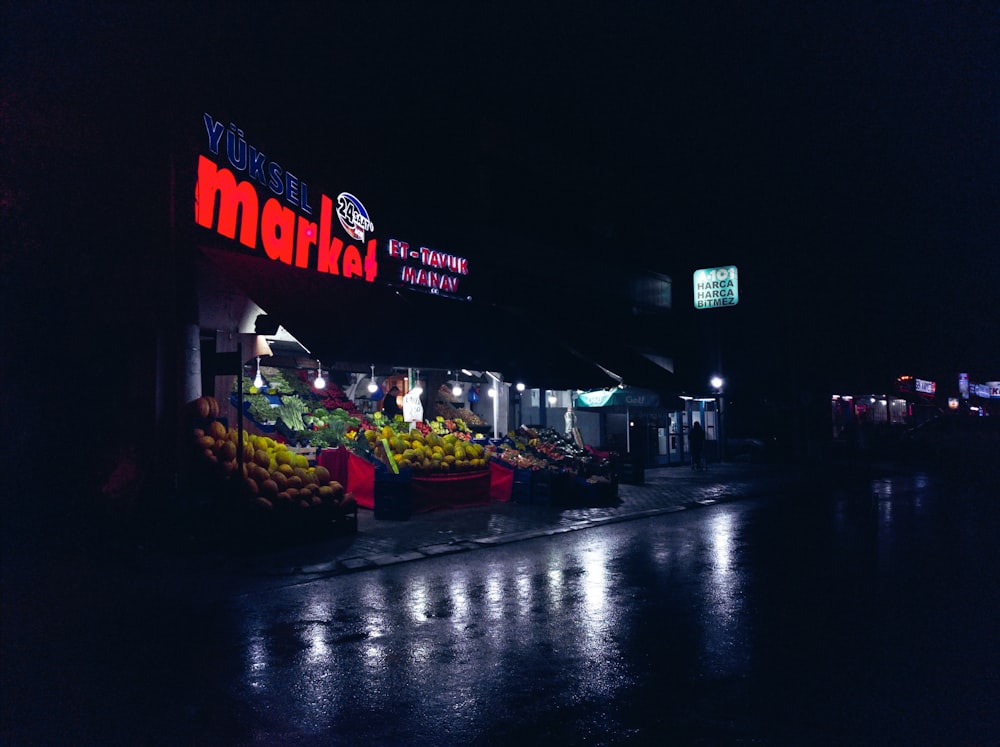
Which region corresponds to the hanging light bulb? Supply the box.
[253,356,264,389]
[516,382,525,392]
[411,370,423,396]
[314,360,326,390]
[452,382,462,397]
[367,364,378,393]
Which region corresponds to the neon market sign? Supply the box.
[194,113,377,282]
[693,265,739,309]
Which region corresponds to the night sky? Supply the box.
[3,2,998,401]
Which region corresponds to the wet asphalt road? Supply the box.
[4,465,998,746]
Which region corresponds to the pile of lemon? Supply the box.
[364,428,488,473]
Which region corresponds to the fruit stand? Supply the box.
[186,393,359,546]
[487,426,619,506]
[187,363,621,545]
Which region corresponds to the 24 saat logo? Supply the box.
[336,192,374,241]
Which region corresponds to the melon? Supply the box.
[190,397,211,419]
[204,395,220,418]
[313,466,330,484]
[220,441,237,462]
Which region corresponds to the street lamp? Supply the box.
[710,375,725,462]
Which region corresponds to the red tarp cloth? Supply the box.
[489,460,514,502]
[324,451,513,511]
[345,451,375,509]
[318,446,349,485]
[411,470,491,512]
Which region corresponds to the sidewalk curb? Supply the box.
[285,487,787,583]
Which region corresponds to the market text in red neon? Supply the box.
[195,156,377,282]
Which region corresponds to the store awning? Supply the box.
[198,247,642,390]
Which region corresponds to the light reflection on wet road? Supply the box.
[4,468,998,745]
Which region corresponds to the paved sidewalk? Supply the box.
[202,461,809,594]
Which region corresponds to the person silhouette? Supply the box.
[689,420,706,471]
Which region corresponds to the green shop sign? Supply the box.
[576,388,661,408]
[693,265,739,309]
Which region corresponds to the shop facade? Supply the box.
[156,109,682,534]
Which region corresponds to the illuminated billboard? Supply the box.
[693,265,739,309]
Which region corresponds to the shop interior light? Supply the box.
[314,360,326,390]
[253,357,264,389]
[547,390,557,405]
[367,364,378,393]
[487,387,496,398]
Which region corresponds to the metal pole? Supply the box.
[236,339,244,479]
[718,392,725,462]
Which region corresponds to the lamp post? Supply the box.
[710,376,725,462]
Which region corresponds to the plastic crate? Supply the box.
[511,479,531,504]
[374,470,413,520]
[531,471,552,505]
[512,468,533,504]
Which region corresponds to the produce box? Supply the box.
[290,445,317,466]
[533,470,573,505]
[374,469,412,520]
[530,470,552,505]
[512,468,532,504]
